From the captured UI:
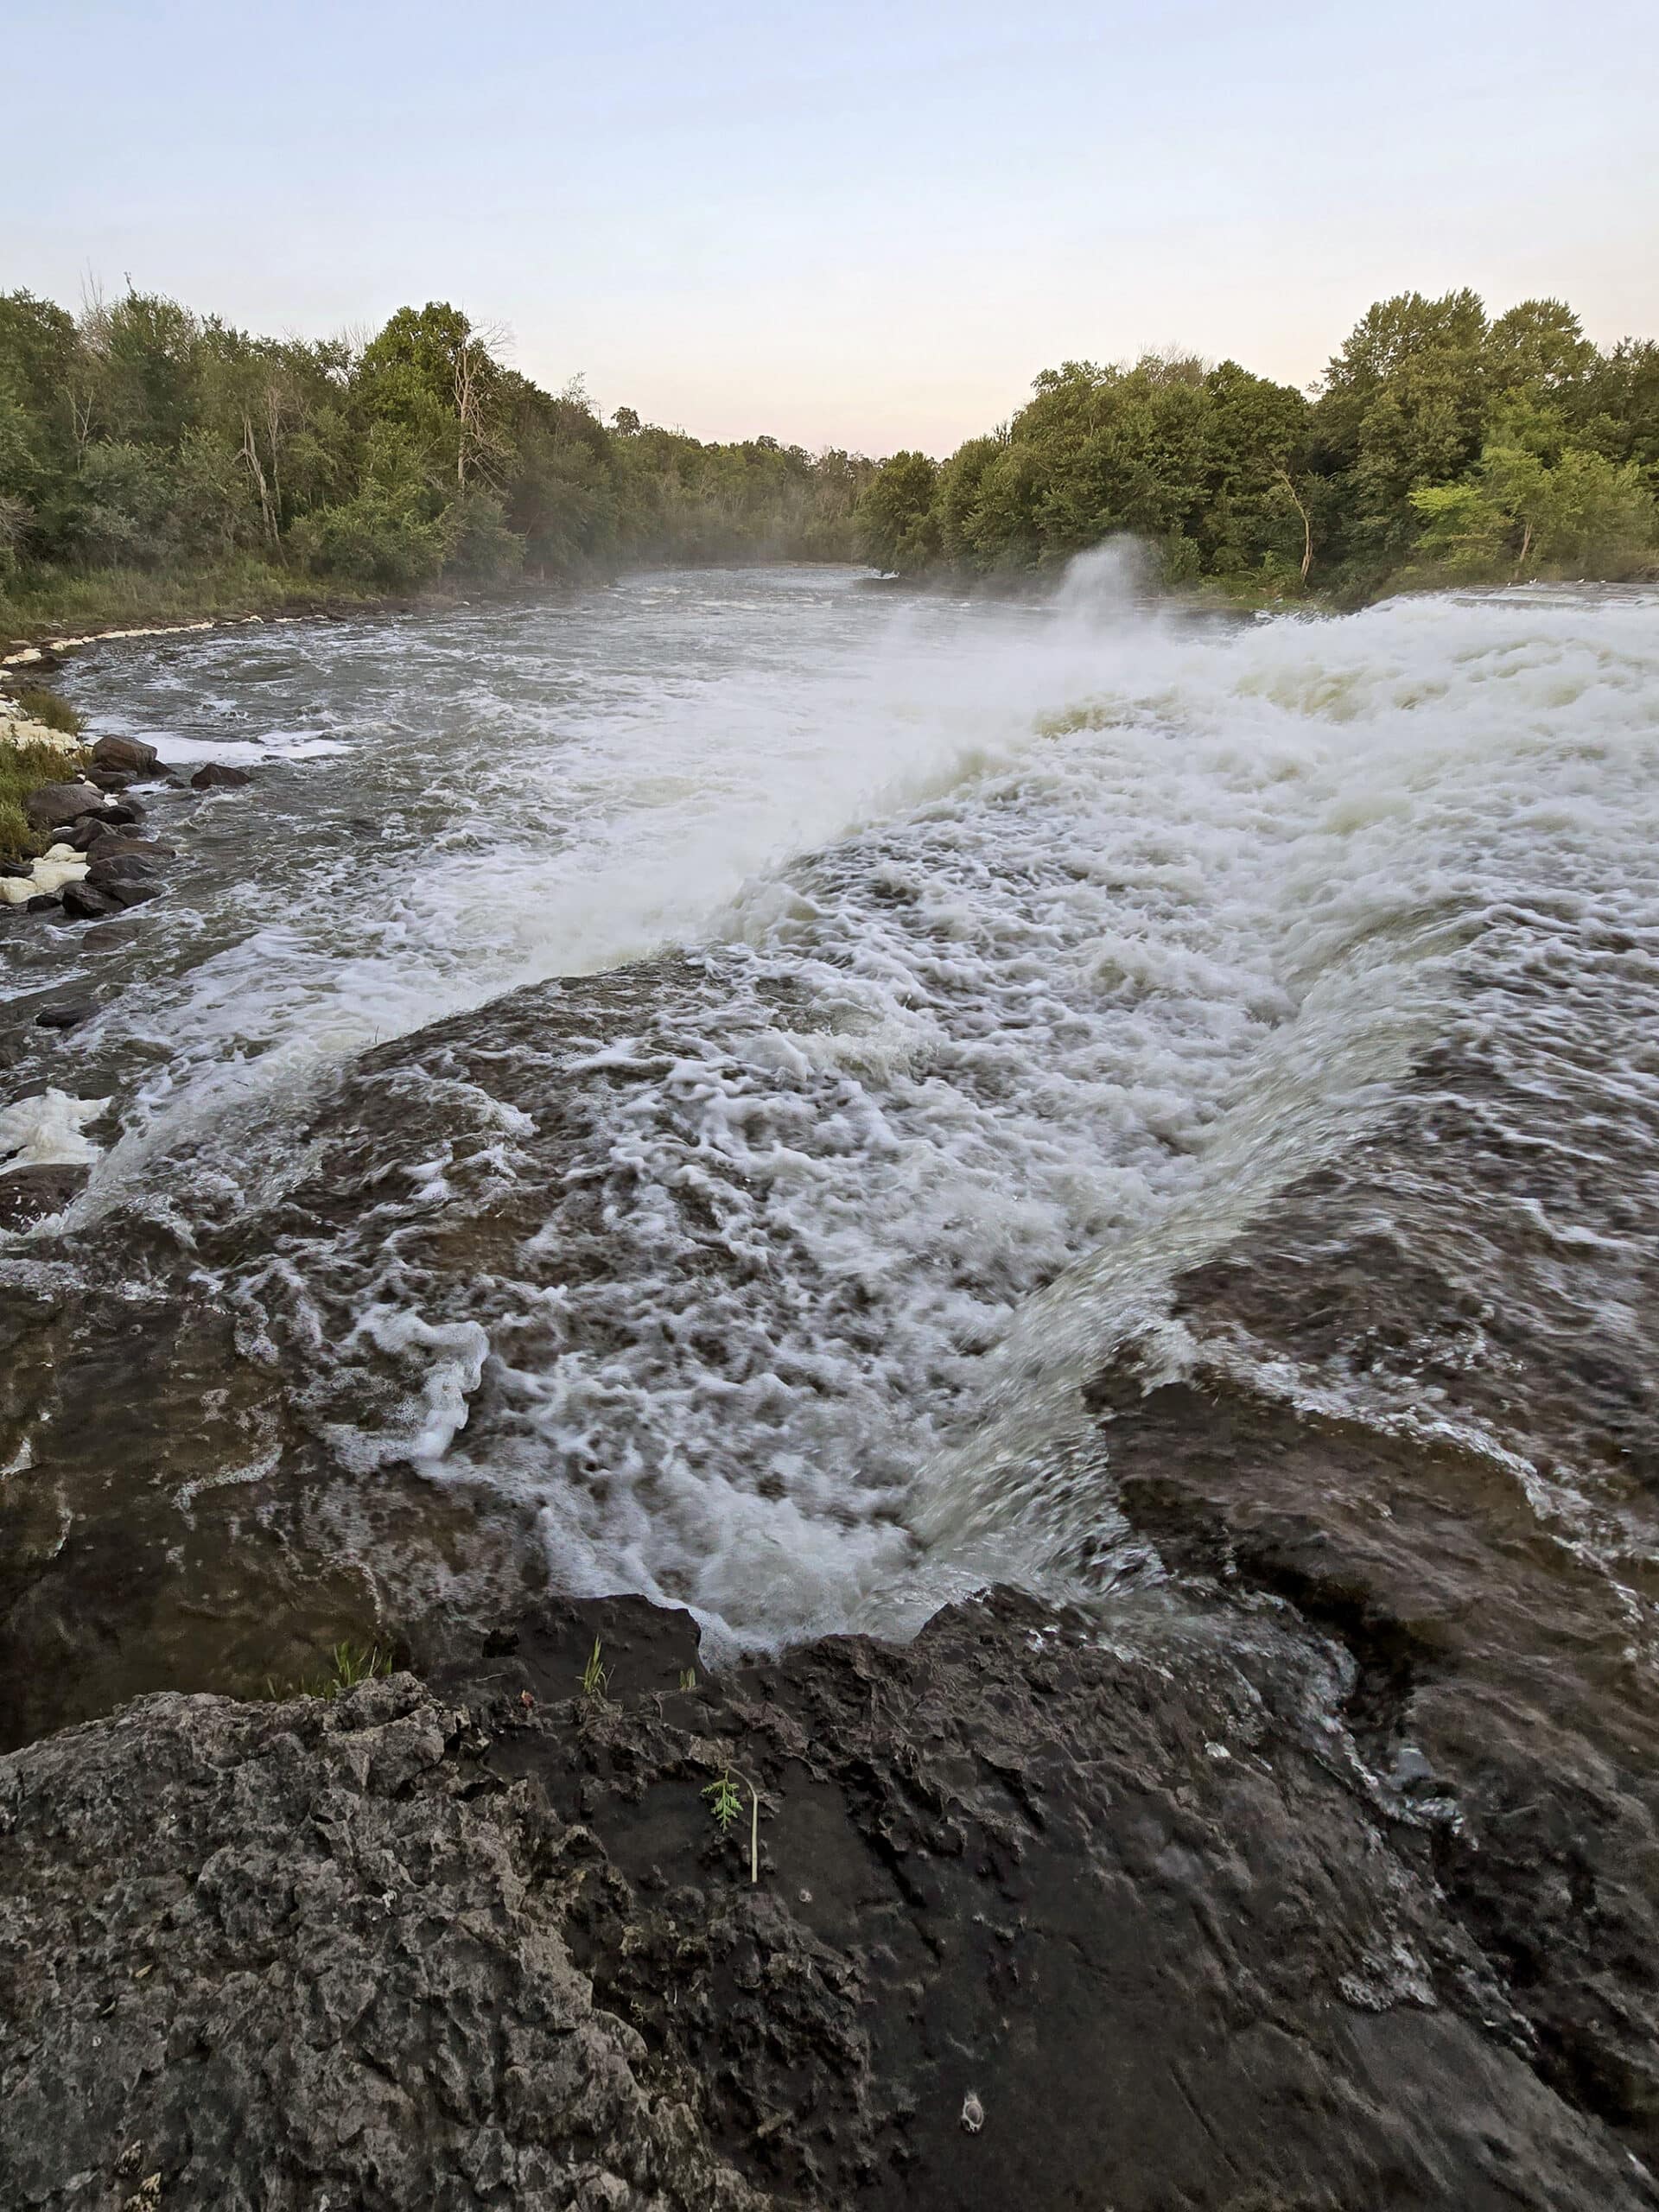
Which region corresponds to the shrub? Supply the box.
[290,487,451,587]
[13,684,82,736]
[0,734,85,860]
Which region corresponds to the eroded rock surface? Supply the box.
[0,1668,765,2212]
[3,1590,1653,2212]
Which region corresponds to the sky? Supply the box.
[8,0,1657,455]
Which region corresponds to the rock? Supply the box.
[0,1590,1650,2212]
[83,835,175,864]
[190,761,252,791]
[84,856,162,908]
[60,881,123,921]
[22,780,105,834]
[66,816,115,851]
[87,766,135,793]
[99,797,147,827]
[34,1002,95,1031]
[0,1675,763,2212]
[80,923,129,950]
[90,733,159,776]
[0,1161,87,1230]
[86,851,160,881]
[23,893,60,914]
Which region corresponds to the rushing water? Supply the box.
[3,562,1658,1724]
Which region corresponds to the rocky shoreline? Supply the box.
[1,1584,1653,2212]
[0,652,257,1226]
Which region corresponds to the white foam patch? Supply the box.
[0,1090,111,1171]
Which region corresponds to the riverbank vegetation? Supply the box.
[854,290,1659,601]
[0,289,873,632]
[0,726,83,861]
[3,283,1654,639]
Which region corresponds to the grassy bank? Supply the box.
[0,731,86,861]
[0,557,404,644]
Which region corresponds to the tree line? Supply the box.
[4,284,1655,620]
[853,291,1659,598]
[0,289,873,612]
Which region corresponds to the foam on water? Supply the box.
[10,567,1659,1649]
[0,1090,111,1171]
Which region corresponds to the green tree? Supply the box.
[854,451,941,572]
[1412,434,1656,580]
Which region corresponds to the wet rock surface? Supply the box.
[2,1588,1655,2212]
[0,1160,88,1229]
[60,880,122,919]
[1078,1007,1659,2165]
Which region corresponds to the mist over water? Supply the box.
[5,564,1658,1660]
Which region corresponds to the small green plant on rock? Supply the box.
[702,1764,762,1884]
[327,1641,390,1694]
[579,1637,610,1702]
[261,1638,392,1702]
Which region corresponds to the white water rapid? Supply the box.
[5,563,1657,1653]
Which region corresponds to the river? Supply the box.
[3,560,1657,1746]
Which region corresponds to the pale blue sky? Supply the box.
[9,0,1656,454]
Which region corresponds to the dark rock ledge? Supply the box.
[2,1587,1654,2212]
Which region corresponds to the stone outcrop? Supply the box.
[1,1589,1653,2212]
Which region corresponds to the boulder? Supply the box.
[86,767,134,793]
[83,856,162,908]
[35,1001,95,1032]
[190,761,252,791]
[66,816,115,851]
[22,781,105,834]
[60,881,122,921]
[99,797,147,827]
[90,733,159,776]
[84,835,175,864]
[86,851,160,884]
